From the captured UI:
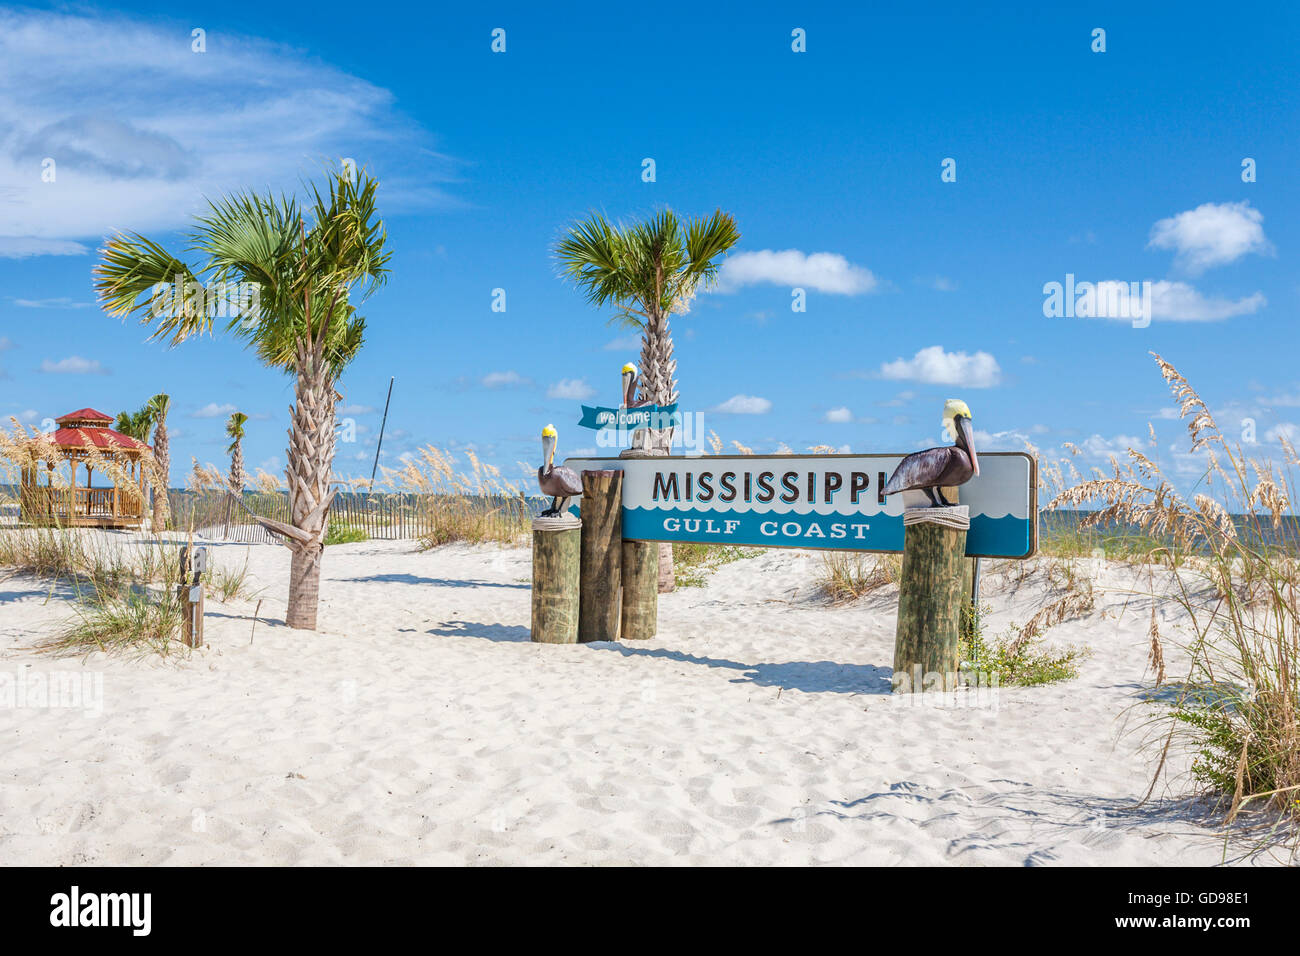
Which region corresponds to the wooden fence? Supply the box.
[169,489,541,544]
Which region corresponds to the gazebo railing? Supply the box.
[32,487,145,520]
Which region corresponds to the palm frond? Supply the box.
[554,206,740,325]
[94,234,208,347]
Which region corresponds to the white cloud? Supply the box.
[879,346,1002,388]
[12,296,92,309]
[192,402,237,419]
[973,428,1032,451]
[1148,201,1271,274]
[1265,422,1299,443]
[709,394,772,415]
[481,370,530,388]
[0,9,455,258]
[547,378,595,401]
[1150,281,1265,321]
[1074,434,1147,458]
[0,337,13,351]
[877,390,915,407]
[917,275,957,292]
[339,404,376,416]
[1261,391,1300,407]
[716,249,879,294]
[0,238,89,258]
[40,355,105,374]
[1083,279,1265,321]
[822,406,853,423]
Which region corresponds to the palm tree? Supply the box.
[95,168,389,629]
[225,411,249,492]
[115,406,154,442]
[146,393,171,530]
[555,207,740,590]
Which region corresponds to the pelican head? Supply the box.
[941,399,977,476]
[541,424,557,469]
[621,362,639,406]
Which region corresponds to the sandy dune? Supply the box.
[0,536,1277,865]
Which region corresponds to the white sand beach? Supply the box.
[0,535,1277,866]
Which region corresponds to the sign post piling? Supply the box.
[578,470,623,643]
[618,450,658,640]
[530,514,582,643]
[892,507,969,693]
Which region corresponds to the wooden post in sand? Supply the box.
[578,469,622,643]
[893,507,968,693]
[618,450,657,641]
[178,545,207,649]
[531,514,582,643]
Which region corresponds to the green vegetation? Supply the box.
[324,523,368,546]
[670,541,759,588]
[959,602,1086,687]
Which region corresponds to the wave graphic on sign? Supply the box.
[621,507,1034,559]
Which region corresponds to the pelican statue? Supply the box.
[883,399,979,507]
[621,362,641,408]
[537,424,582,517]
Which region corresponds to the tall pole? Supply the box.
[369,376,395,491]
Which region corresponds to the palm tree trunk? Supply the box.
[152,421,170,531]
[230,444,245,493]
[288,544,324,629]
[639,307,678,592]
[283,345,338,629]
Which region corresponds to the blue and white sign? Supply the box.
[562,453,1037,559]
[577,403,680,431]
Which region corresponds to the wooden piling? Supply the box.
[893,507,969,693]
[530,514,582,644]
[578,469,622,643]
[618,450,657,641]
[178,545,207,649]
[620,538,657,640]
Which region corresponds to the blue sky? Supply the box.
[1,1,1296,492]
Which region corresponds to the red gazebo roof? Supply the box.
[38,408,151,455]
[51,427,150,452]
[55,408,116,427]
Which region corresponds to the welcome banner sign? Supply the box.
[576,403,680,431]
[562,452,1037,559]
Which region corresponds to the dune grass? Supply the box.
[672,542,761,588]
[49,586,188,657]
[816,551,902,603]
[376,446,533,548]
[1051,353,1300,843]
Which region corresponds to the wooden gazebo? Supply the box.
[18,408,153,529]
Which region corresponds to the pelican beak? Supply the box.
[958,415,978,476]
